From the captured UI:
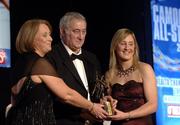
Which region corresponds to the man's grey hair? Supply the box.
[59,11,86,29]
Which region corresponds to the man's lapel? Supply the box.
[59,43,86,89]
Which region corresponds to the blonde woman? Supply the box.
[105,28,157,125]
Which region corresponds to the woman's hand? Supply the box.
[100,95,118,113]
[107,108,128,120]
[90,103,108,119]
[101,96,117,107]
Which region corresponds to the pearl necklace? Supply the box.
[117,65,136,77]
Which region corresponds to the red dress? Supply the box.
[111,80,153,125]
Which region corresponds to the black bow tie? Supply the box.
[70,54,83,60]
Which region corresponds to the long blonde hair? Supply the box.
[106,28,140,85]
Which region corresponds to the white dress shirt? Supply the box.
[62,42,90,100]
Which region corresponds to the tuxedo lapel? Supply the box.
[82,52,94,91]
[58,43,87,90]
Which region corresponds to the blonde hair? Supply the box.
[16,19,52,54]
[106,28,140,85]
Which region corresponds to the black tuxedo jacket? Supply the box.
[46,42,101,125]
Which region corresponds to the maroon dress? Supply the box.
[111,80,153,125]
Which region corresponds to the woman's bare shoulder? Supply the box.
[138,61,153,73]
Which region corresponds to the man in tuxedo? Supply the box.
[47,11,102,125]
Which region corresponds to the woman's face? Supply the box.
[33,24,52,56]
[115,34,135,62]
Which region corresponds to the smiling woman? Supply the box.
[105,28,158,125]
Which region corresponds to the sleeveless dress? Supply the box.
[111,80,153,125]
[6,53,56,125]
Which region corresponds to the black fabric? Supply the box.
[13,77,32,107]
[7,53,58,125]
[5,106,16,125]
[46,42,102,125]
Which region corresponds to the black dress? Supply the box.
[111,80,153,125]
[7,53,57,125]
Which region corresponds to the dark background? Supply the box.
[0,0,154,124]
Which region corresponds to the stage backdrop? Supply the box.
[151,0,180,125]
[0,0,10,67]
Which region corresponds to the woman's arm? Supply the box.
[11,77,27,105]
[39,75,108,119]
[128,63,157,118]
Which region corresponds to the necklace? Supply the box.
[117,65,136,77]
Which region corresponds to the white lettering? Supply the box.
[152,4,180,52]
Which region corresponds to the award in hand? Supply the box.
[92,74,113,115]
[102,96,113,116]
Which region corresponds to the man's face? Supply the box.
[61,19,87,53]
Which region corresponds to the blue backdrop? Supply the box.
[151,0,180,124]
